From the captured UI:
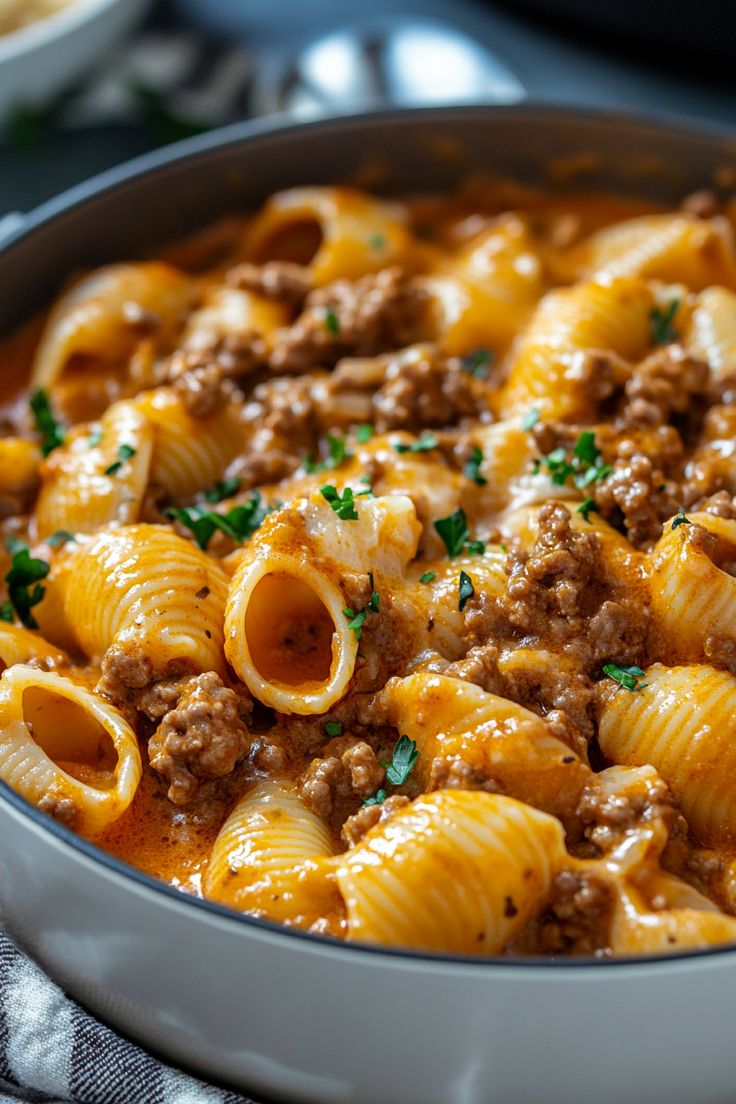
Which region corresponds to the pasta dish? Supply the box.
[0,0,77,36]
[2,180,736,958]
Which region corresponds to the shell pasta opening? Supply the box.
[22,686,118,782]
[245,573,336,688]
[0,667,141,836]
[250,218,323,266]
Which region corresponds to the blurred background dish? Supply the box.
[3,0,736,218]
[0,0,152,126]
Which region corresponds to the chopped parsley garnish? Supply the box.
[104,443,136,476]
[369,232,387,249]
[324,306,340,335]
[204,477,241,503]
[321,484,359,521]
[461,348,493,379]
[434,508,468,557]
[577,498,599,523]
[532,430,611,490]
[603,663,647,693]
[458,570,474,612]
[364,734,420,805]
[362,788,387,807]
[343,575,379,641]
[672,507,692,530]
[433,508,485,559]
[650,298,680,345]
[0,602,13,622]
[305,433,353,473]
[522,407,540,432]
[419,571,436,584]
[573,430,598,467]
[47,530,75,548]
[3,540,50,629]
[355,424,374,444]
[324,721,342,737]
[393,432,438,455]
[88,429,103,448]
[463,446,487,486]
[167,494,269,550]
[30,389,64,456]
[382,734,419,786]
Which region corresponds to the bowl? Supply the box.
[2,105,736,1104]
[0,0,152,125]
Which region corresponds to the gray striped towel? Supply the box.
[0,930,256,1104]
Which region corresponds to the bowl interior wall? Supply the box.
[2,106,736,335]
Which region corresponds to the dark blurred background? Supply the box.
[2,0,736,219]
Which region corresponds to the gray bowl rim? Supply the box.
[3,100,736,971]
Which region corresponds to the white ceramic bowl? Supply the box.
[0,0,152,124]
[2,105,736,1104]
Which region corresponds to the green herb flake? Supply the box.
[324,306,340,335]
[4,541,50,629]
[434,508,469,558]
[393,432,438,455]
[167,493,269,550]
[343,575,380,641]
[362,788,387,807]
[343,607,368,640]
[458,570,474,612]
[104,443,136,477]
[522,407,540,432]
[603,663,647,693]
[573,430,598,467]
[463,446,487,486]
[672,507,692,530]
[324,721,342,738]
[419,571,436,584]
[577,498,599,523]
[369,232,387,249]
[204,477,241,504]
[355,424,375,444]
[88,429,103,448]
[321,484,359,521]
[304,434,352,474]
[381,734,419,787]
[30,389,65,456]
[461,347,493,380]
[533,431,611,491]
[650,298,680,346]
[47,530,75,548]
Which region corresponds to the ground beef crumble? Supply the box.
[534,869,614,955]
[226,260,312,306]
[372,344,487,431]
[618,344,709,430]
[147,672,252,805]
[269,267,428,372]
[341,794,410,847]
[165,328,266,417]
[298,737,385,826]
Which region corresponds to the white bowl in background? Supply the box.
[0,0,152,124]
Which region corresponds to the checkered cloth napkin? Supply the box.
[0,930,256,1103]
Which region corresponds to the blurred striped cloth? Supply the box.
[4,26,254,149]
[0,930,256,1104]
